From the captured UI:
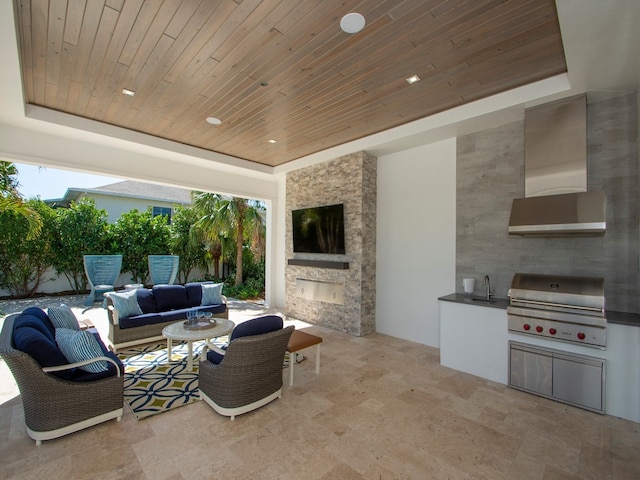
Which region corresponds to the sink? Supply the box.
[471,296,497,304]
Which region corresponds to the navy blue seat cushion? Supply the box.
[230,315,283,341]
[118,306,225,328]
[19,307,54,336]
[13,312,55,342]
[198,304,226,316]
[206,315,283,365]
[206,348,226,365]
[119,312,164,329]
[185,283,203,307]
[136,288,156,314]
[12,311,120,381]
[13,323,76,379]
[153,285,188,311]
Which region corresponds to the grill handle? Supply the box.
[510,298,604,315]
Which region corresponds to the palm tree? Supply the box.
[192,192,265,287]
[0,161,42,239]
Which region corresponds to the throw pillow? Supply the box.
[201,282,223,306]
[109,289,143,318]
[48,304,80,330]
[55,328,108,373]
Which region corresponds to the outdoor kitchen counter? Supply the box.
[439,298,640,423]
[438,293,508,310]
[606,310,640,327]
[439,293,640,327]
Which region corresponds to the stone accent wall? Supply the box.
[285,151,377,336]
[456,92,638,313]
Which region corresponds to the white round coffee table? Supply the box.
[162,317,234,371]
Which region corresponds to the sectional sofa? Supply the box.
[106,283,228,351]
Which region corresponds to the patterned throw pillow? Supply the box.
[109,289,143,318]
[201,283,223,306]
[48,304,80,330]
[55,328,108,373]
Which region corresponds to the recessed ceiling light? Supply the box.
[406,75,420,84]
[268,139,277,144]
[206,117,222,125]
[122,88,136,96]
[340,13,365,34]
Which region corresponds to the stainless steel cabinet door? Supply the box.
[509,344,552,396]
[553,354,604,412]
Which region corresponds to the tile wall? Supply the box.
[456,92,639,313]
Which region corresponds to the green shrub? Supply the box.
[109,209,171,284]
[0,199,55,297]
[50,198,110,293]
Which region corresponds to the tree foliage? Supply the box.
[192,193,265,287]
[110,209,171,284]
[168,206,208,283]
[0,199,54,296]
[0,183,267,299]
[0,161,42,239]
[50,198,110,293]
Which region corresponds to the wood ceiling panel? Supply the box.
[15,0,566,166]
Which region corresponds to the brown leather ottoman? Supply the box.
[286,330,322,386]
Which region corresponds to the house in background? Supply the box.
[45,180,192,223]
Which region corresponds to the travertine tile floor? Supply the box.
[1,295,639,479]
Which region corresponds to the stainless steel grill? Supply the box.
[507,273,606,348]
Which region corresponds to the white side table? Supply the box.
[162,318,234,371]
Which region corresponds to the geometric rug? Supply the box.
[117,339,303,420]
[117,340,212,420]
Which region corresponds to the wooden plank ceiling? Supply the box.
[15,0,566,167]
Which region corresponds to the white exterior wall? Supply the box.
[82,192,189,223]
[375,139,457,347]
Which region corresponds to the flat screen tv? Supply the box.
[292,203,345,254]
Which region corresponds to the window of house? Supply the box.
[152,206,172,224]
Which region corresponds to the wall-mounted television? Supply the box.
[292,203,345,254]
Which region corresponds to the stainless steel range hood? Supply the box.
[508,94,606,236]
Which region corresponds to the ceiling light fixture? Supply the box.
[122,88,136,96]
[406,75,421,84]
[340,13,365,34]
[206,117,222,125]
[268,139,277,144]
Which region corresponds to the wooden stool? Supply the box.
[286,330,322,386]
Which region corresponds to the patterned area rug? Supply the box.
[118,340,215,420]
[118,339,302,420]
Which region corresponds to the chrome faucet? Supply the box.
[483,275,493,300]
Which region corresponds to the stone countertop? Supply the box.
[606,310,640,327]
[438,293,640,327]
[438,293,509,310]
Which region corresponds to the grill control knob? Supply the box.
[523,324,531,331]
[549,328,557,335]
[536,326,543,333]
[577,332,586,340]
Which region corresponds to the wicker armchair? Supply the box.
[199,324,294,420]
[0,314,124,445]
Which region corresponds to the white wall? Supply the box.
[266,173,288,309]
[85,193,187,223]
[375,139,456,347]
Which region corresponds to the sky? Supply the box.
[13,163,121,200]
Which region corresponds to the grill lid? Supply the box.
[508,273,605,311]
